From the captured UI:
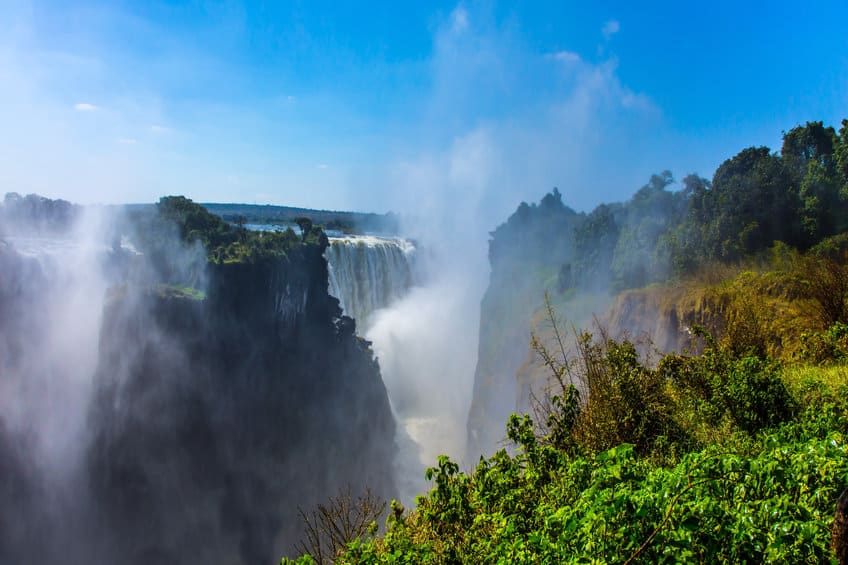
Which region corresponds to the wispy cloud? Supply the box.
[117,137,137,145]
[602,20,620,40]
[368,3,658,222]
[450,7,469,33]
[74,102,97,112]
[149,124,171,133]
[550,50,581,64]
[317,163,329,170]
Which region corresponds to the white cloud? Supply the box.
[149,124,171,133]
[117,137,137,144]
[602,20,620,40]
[74,102,97,111]
[551,50,581,64]
[317,163,329,170]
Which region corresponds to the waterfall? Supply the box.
[325,235,416,330]
[324,235,429,502]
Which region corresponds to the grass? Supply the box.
[783,363,848,401]
[156,284,207,301]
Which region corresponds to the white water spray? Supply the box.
[325,234,481,503]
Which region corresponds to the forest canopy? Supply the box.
[492,120,848,293]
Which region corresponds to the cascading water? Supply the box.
[324,233,478,503]
[324,235,437,501]
[325,235,416,331]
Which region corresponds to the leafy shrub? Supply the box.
[724,356,795,432]
[659,336,795,434]
[338,411,848,564]
[571,334,687,457]
[794,253,848,327]
[799,322,848,365]
[530,296,687,459]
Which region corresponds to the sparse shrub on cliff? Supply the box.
[290,487,386,565]
[569,333,686,457]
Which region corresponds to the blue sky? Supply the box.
[1,0,846,222]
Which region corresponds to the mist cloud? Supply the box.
[359,4,658,485]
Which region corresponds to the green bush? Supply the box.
[659,336,795,434]
[723,356,795,432]
[337,408,848,564]
[798,322,848,365]
[569,334,687,458]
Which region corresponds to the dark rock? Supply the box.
[834,487,848,565]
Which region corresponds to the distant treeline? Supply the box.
[0,192,79,235]
[201,202,401,235]
[491,119,848,292]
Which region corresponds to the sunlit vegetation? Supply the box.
[284,315,848,564]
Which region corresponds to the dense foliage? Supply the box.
[297,328,848,564]
[489,120,848,293]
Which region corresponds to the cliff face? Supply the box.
[466,266,548,457]
[603,287,696,355]
[466,190,582,458]
[86,242,397,564]
[0,223,397,564]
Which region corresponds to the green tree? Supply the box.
[834,120,848,212]
[295,217,313,240]
[573,203,620,288]
[700,147,798,260]
[782,121,843,242]
[610,171,685,289]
